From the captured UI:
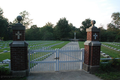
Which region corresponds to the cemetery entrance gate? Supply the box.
[28,48,84,72]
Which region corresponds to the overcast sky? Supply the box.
[0,0,120,29]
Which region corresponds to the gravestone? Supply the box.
[3,50,8,53]
[9,16,28,76]
[2,59,10,63]
[83,20,101,73]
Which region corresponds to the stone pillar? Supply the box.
[9,16,28,76]
[83,20,101,73]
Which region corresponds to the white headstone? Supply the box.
[2,59,10,63]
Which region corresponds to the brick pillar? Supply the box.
[9,16,28,76]
[83,20,101,73]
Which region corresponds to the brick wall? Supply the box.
[84,45,90,65]
[10,47,28,71]
[90,46,100,66]
[87,32,99,41]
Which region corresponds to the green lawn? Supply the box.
[0,52,10,61]
[102,43,120,50]
[0,41,69,61]
[51,41,69,49]
[101,45,120,58]
[78,41,84,48]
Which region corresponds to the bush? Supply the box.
[99,62,114,72]
[110,59,120,70]
[99,59,120,72]
[0,66,10,76]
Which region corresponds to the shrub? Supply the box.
[110,59,120,70]
[99,62,114,72]
[99,59,120,72]
[0,66,10,75]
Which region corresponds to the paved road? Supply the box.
[27,70,102,80]
[30,42,82,72]
[27,42,102,80]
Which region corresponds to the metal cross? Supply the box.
[15,31,22,39]
[93,33,98,39]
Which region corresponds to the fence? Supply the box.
[28,47,84,72]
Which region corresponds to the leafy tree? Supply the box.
[25,25,41,40]
[54,18,71,40]
[105,12,120,42]
[13,10,32,29]
[111,12,120,27]
[41,22,54,40]
[107,23,117,31]
[80,18,91,40]
[68,23,76,38]
[0,8,3,18]
[0,7,9,40]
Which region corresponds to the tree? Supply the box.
[80,18,91,39]
[0,7,9,40]
[54,17,71,40]
[13,10,32,28]
[0,7,3,18]
[111,12,120,27]
[107,23,116,31]
[68,23,76,38]
[25,25,41,40]
[41,22,54,40]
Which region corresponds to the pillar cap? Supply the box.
[84,41,101,46]
[86,20,100,32]
[9,41,28,47]
[12,16,25,30]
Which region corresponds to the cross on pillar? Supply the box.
[93,33,98,39]
[15,31,22,39]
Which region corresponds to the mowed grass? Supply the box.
[0,48,10,52]
[101,45,120,58]
[51,41,70,49]
[102,43,120,49]
[0,52,10,61]
[78,41,84,48]
[0,41,69,61]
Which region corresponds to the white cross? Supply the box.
[93,33,98,39]
[15,31,22,39]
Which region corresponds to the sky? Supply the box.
[0,0,120,29]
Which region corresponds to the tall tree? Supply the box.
[0,7,3,18]
[107,23,116,31]
[13,10,32,28]
[25,25,41,40]
[54,17,71,40]
[80,18,91,39]
[41,22,54,40]
[0,7,9,40]
[111,12,120,27]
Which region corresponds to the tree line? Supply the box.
[0,7,120,42]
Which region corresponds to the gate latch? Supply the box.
[54,57,59,60]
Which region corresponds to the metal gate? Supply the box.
[28,47,84,72]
